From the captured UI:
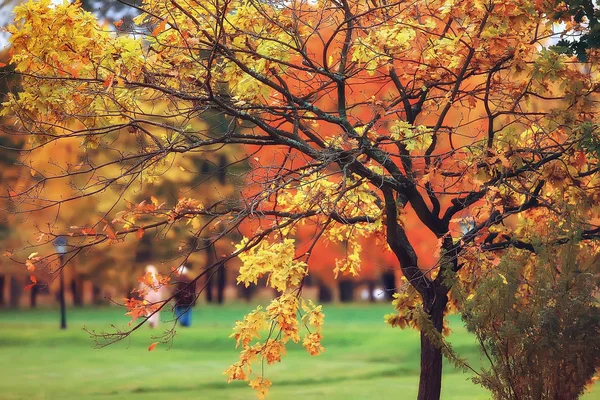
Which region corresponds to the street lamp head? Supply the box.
[53,236,68,254]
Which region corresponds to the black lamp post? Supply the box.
[53,236,67,330]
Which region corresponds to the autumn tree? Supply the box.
[3,0,600,399]
[454,219,600,399]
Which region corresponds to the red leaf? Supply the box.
[148,342,159,351]
[136,228,145,239]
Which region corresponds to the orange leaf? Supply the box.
[26,260,35,272]
[81,228,96,235]
[113,19,124,28]
[148,342,159,351]
[136,228,145,239]
[0,62,6,67]
[151,19,167,37]
[103,75,114,89]
[573,150,587,168]
[105,225,117,240]
[8,190,17,198]
[29,275,37,284]
[24,284,35,290]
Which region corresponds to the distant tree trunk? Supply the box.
[367,280,375,302]
[338,280,354,302]
[0,275,5,306]
[216,264,226,304]
[205,271,214,302]
[217,155,228,184]
[70,279,76,306]
[205,242,215,303]
[71,278,83,306]
[29,284,38,308]
[381,271,396,301]
[318,283,333,303]
[238,284,255,302]
[9,276,21,308]
[92,284,102,305]
[417,291,448,400]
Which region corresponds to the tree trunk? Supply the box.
[417,293,448,400]
[216,264,226,304]
[238,284,255,302]
[205,242,216,303]
[30,284,38,308]
[317,282,332,303]
[338,280,354,302]
[92,284,102,305]
[0,275,5,306]
[71,278,83,307]
[367,280,375,302]
[9,276,21,308]
[205,274,213,303]
[381,271,396,301]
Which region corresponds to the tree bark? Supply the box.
[216,264,226,304]
[92,284,102,305]
[71,278,83,307]
[367,280,375,302]
[205,274,214,303]
[417,292,448,400]
[205,242,215,303]
[238,284,255,302]
[10,276,21,308]
[382,187,450,400]
[338,280,354,302]
[30,284,38,308]
[381,271,396,301]
[0,274,5,306]
[317,282,333,303]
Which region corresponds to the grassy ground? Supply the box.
[0,304,597,400]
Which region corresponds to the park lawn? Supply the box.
[0,304,597,400]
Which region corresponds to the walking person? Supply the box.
[173,265,196,327]
[142,265,166,329]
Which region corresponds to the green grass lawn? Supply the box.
[0,304,597,400]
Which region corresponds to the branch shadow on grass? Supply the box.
[97,366,419,396]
